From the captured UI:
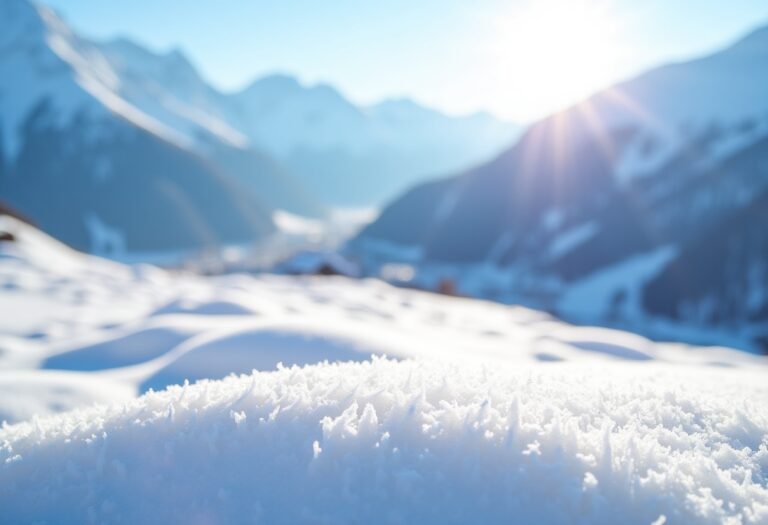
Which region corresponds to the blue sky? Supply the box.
[40,0,768,122]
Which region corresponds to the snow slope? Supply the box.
[1,216,767,523]
[2,214,763,419]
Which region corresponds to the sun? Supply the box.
[484,0,627,121]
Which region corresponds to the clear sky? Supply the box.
[39,0,768,123]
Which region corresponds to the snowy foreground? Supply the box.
[1,216,767,524]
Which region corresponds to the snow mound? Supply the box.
[2,213,767,427]
[139,321,381,393]
[0,370,134,423]
[2,358,767,525]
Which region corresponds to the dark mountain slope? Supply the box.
[352,22,768,347]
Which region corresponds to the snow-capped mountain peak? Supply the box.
[229,73,368,156]
[98,37,248,150]
[0,0,252,161]
[0,0,286,256]
[237,73,304,98]
[0,0,195,158]
[101,38,202,88]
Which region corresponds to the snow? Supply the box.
[564,26,768,183]
[228,76,520,161]
[0,0,246,160]
[2,358,767,524]
[84,213,127,258]
[354,237,425,264]
[614,130,682,182]
[230,74,370,156]
[98,38,249,150]
[0,5,99,158]
[542,208,565,231]
[273,210,326,237]
[1,216,767,522]
[0,370,135,423]
[0,0,199,158]
[1,0,519,200]
[614,114,768,182]
[705,116,768,165]
[548,221,599,260]
[379,262,417,283]
[559,246,679,322]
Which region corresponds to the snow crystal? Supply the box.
[1,358,767,524]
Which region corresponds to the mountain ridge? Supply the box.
[352,21,768,350]
[2,0,521,218]
[0,0,282,257]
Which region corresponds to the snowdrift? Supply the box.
[2,358,767,524]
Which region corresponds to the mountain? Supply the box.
[225,78,520,207]
[96,40,328,219]
[352,23,768,350]
[227,74,368,157]
[0,0,296,258]
[71,34,521,211]
[0,0,520,258]
[86,44,522,210]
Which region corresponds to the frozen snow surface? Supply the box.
[1,215,767,523]
[3,358,768,525]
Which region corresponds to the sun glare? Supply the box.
[486,0,626,121]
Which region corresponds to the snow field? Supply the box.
[2,215,768,524]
